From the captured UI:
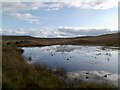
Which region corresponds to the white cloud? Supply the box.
[2,0,119,13]
[2,2,41,24]
[2,2,43,12]
[1,1,119,29]
[9,13,33,20]
[29,2,44,10]
[9,13,40,24]
[0,3,2,13]
[2,2,27,13]
[2,27,117,38]
[1,1,119,23]
[94,0,119,9]
[44,2,64,11]
[45,0,119,10]
[58,26,117,37]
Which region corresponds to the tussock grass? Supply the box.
[2,46,67,88]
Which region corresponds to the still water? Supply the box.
[22,45,119,86]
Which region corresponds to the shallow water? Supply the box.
[22,45,119,86]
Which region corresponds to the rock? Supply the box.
[74,78,77,81]
[28,57,32,61]
[86,77,89,79]
[104,74,110,78]
[104,75,107,78]
[67,58,69,60]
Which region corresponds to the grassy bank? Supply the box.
[2,45,118,89]
[2,46,68,88]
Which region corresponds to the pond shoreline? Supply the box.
[2,32,119,89]
[22,45,118,87]
[2,45,119,89]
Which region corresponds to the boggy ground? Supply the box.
[1,33,119,89]
[2,46,118,89]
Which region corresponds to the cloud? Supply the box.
[2,28,26,35]
[0,3,2,13]
[2,2,27,13]
[28,2,44,10]
[58,26,117,36]
[39,0,119,10]
[9,13,40,24]
[2,0,119,13]
[2,27,117,38]
[93,0,119,9]
[62,0,119,9]
[1,1,119,23]
[2,2,41,24]
[44,2,64,11]
[2,2,44,13]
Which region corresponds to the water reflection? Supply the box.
[67,71,118,86]
[22,45,119,86]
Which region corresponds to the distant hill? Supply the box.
[72,33,119,46]
[2,33,119,47]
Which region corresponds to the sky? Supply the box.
[0,0,119,37]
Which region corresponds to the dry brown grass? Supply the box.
[2,46,67,88]
[2,33,119,47]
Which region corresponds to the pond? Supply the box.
[22,45,119,86]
